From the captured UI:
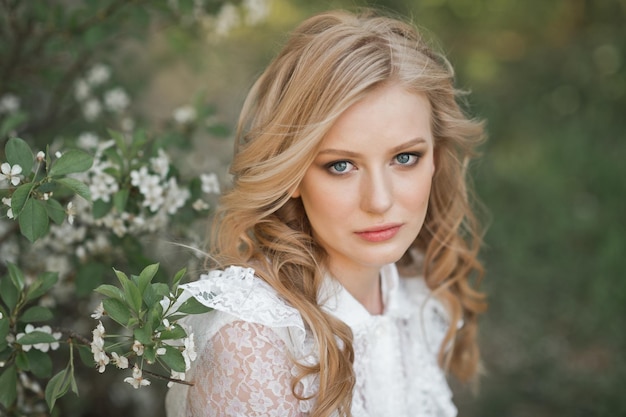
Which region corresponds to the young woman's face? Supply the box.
[293,83,435,279]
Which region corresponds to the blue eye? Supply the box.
[327,160,354,174]
[394,153,419,166]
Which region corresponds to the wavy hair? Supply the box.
[210,9,486,417]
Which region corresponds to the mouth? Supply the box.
[354,223,403,243]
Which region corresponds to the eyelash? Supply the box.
[325,152,422,175]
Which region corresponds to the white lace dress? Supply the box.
[165,264,457,417]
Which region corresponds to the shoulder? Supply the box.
[176,266,308,352]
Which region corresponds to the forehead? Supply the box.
[320,83,433,150]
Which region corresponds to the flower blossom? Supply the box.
[200,173,220,194]
[74,79,90,101]
[150,149,170,178]
[2,197,13,219]
[91,302,105,319]
[89,169,119,202]
[87,64,111,86]
[66,201,76,225]
[0,162,23,186]
[111,352,129,369]
[192,198,209,211]
[78,132,100,150]
[163,177,190,215]
[16,324,62,352]
[124,365,151,389]
[168,370,186,388]
[83,98,102,121]
[132,340,144,356]
[91,321,109,373]
[36,151,45,161]
[0,93,20,114]
[104,87,130,113]
[182,332,197,371]
[172,105,196,125]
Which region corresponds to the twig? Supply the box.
[140,367,194,386]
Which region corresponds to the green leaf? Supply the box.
[0,316,9,341]
[26,349,53,378]
[176,296,213,315]
[113,188,129,213]
[5,137,34,174]
[0,276,18,311]
[143,345,156,363]
[10,183,32,216]
[137,263,159,294]
[19,198,49,242]
[107,130,128,157]
[19,306,54,323]
[148,303,163,330]
[45,198,66,224]
[0,365,17,409]
[0,112,28,141]
[133,325,153,345]
[16,350,30,370]
[26,272,59,301]
[92,199,112,218]
[45,369,71,411]
[94,284,125,302]
[55,177,91,201]
[172,267,186,289]
[7,262,25,291]
[49,149,93,176]
[17,330,58,345]
[102,298,131,326]
[115,269,142,313]
[161,345,186,372]
[77,344,95,368]
[159,325,187,340]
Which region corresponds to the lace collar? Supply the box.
[319,264,411,327]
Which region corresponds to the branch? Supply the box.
[141,367,194,386]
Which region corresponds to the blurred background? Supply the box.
[1,0,625,416]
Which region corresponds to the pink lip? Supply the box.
[355,224,402,242]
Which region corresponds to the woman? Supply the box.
[166,9,486,417]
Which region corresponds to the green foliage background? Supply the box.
[2,0,625,415]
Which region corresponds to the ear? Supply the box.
[290,185,301,198]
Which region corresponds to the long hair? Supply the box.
[210,9,486,417]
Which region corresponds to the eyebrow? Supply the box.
[317,137,428,157]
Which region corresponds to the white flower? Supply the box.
[111,352,129,369]
[0,94,20,114]
[36,151,45,161]
[150,149,170,178]
[130,166,150,188]
[121,117,135,132]
[55,151,62,158]
[89,170,119,202]
[214,3,240,36]
[0,162,23,186]
[104,87,130,113]
[91,321,109,372]
[200,172,220,194]
[182,332,197,371]
[124,365,151,389]
[243,0,269,25]
[163,319,174,331]
[167,370,186,388]
[78,132,99,150]
[163,177,190,215]
[139,175,164,212]
[87,64,111,86]
[83,98,102,121]
[192,198,209,211]
[65,201,76,225]
[132,340,144,356]
[172,105,196,125]
[91,302,105,319]
[156,347,166,356]
[2,197,14,219]
[74,79,91,101]
[0,312,3,320]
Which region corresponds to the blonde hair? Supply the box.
[210,9,486,417]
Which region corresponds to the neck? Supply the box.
[329,265,383,315]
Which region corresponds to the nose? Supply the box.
[360,168,393,214]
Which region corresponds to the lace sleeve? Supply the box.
[187,320,305,417]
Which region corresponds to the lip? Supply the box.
[354,223,403,243]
